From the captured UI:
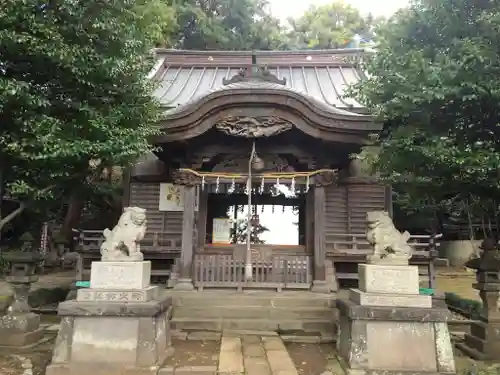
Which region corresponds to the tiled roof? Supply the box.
[151,49,367,110]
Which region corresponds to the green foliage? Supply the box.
[287,3,383,49]
[348,0,500,230]
[233,218,269,244]
[134,0,178,47]
[0,0,162,231]
[165,0,289,50]
[445,292,482,320]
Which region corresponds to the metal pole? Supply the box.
[245,141,256,281]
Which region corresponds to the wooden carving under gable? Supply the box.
[215,116,293,138]
[223,65,286,85]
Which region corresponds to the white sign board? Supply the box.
[159,183,199,212]
[212,218,232,244]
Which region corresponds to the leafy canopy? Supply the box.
[0,0,161,230]
[163,0,289,50]
[287,3,383,49]
[348,0,500,220]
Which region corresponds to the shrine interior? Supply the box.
[205,192,305,247]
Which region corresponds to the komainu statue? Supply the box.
[366,211,413,265]
[100,207,147,262]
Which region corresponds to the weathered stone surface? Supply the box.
[77,285,160,302]
[46,295,173,375]
[100,206,147,262]
[90,261,151,289]
[218,336,244,374]
[187,331,221,341]
[365,211,413,265]
[174,365,218,375]
[336,299,451,322]
[0,312,44,348]
[435,322,456,373]
[349,289,432,308]
[58,295,172,317]
[358,264,419,295]
[366,321,437,371]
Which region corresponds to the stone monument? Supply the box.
[457,238,500,360]
[336,211,455,375]
[46,207,173,375]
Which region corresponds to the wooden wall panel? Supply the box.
[129,182,182,251]
[347,184,386,234]
[325,185,348,234]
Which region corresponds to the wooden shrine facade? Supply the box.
[75,49,441,291]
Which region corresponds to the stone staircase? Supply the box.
[167,290,337,342]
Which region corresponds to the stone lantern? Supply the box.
[458,238,500,360]
[0,232,45,348]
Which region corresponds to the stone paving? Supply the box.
[160,331,325,375]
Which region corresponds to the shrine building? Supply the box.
[78,49,438,292]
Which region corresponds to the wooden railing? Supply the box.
[193,254,312,291]
[326,233,442,289]
[74,230,181,254]
[72,229,178,282]
[326,233,442,256]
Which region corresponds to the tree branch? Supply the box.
[0,185,56,231]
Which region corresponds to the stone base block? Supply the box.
[358,264,420,295]
[0,312,45,349]
[310,280,331,293]
[350,289,432,308]
[77,285,161,302]
[90,261,151,289]
[458,321,500,360]
[0,327,45,349]
[173,278,194,291]
[45,363,161,375]
[336,299,455,374]
[46,295,173,375]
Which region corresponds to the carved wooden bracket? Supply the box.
[215,116,293,138]
[171,170,201,186]
[313,170,338,187]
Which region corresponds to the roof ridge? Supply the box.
[154,48,367,56]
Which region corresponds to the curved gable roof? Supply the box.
[150,49,368,111]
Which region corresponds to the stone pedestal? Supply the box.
[337,264,455,375]
[0,274,45,349]
[46,261,173,375]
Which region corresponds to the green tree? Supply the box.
[348,0,500,235]
[0,0,161,235]
[232,218,270,244]
[165,0,289,50]
[287,2,382,49]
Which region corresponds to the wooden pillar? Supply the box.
[311,185,329,293]
[174,185,196,291]
[197,190,209,249]
[305,190,314,253]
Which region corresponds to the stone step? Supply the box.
[173,305,336,320]
[170,291,334,309]
[171,317,336,335]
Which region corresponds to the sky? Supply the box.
[268,0,410,20]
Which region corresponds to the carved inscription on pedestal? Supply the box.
[90,261,151,290]
[358,264,420,295]
[77,286,158,302]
